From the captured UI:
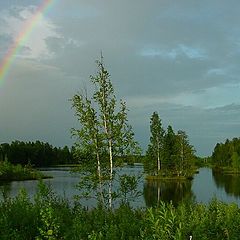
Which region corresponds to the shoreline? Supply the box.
[145,175,193,181]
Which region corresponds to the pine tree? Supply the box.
[163,125,176,170]
[175,130,195,176]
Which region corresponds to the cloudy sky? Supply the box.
[1,0,240,156]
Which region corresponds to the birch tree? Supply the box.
[146,112,165,174]
[176,130,195,176]
[71,92,104,203]
[71,56,141,208]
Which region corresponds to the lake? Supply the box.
[1,166,240,207]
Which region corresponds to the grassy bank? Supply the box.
[51,164,80,167]
[145,170,195,181]
[213,166,240,175]
[0,161,51,182]
[145,175,189,180]
[1,182,240,239]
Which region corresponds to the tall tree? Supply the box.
[71,56,140,208]
[71,93,105,203]
[163,125,176,170]
[146,112,165,173]
[175,130,195,176]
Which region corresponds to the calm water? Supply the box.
[1,166,240,207]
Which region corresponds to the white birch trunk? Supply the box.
[157,151,161,171]
[157,184,161,203]
[157,140,161,171]
[96,151,104,205]
[108,139,113,209]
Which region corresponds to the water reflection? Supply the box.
[2,167,240,207]
[212,170,240,198]
[144,179,195,207]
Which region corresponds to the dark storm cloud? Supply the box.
[1,0,240,155]
[44,0,240,97]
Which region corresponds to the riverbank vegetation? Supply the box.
[194,156,212,168]
[0,161,50,181]
[212,137,240,173]
[1,182,240,239]
[0,141,74,167]
[144,112,196,179]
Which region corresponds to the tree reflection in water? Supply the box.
[143,179,195,207]
[212,170,240,197]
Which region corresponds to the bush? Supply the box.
[1,182,240,239]
[0,161,47,181]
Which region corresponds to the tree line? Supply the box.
[144,112,196,177]
[212,137,240,170]
[0,140,74,167]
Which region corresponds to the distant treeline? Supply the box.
[0,141,74,167]
[212,137,240,169]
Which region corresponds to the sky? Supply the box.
[0,0,240,156]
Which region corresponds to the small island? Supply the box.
[0,160,51,182]
[0,140,75,182]
[144,112,196,180]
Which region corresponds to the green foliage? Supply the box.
[36,203,60,240]
[0,160,47,181]
[118,174,142,204]
[142,203,182,240]
[0,188,39,239]
[231,152,240,169]
[0,141,73,167]
[163,125,178,170]
[145,113,196,178]
[71,56,141,167]
[71,56,141,208]
[212,137,240,171]
[174,130,195,176]
[195,156,212,168]
[146,112,165,174]
[2,183,240,239]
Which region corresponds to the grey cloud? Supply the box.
[211,104,240,113]
[45,0,240,98]
[139,44,207,60]
[42,0,240,155]
[0,34,12,55]
[130,102,240,156]
[0,60,79,146]
[1,0,240,156]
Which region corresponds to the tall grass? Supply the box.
[0,182,240,239]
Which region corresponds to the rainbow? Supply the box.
[0,0,55,83]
